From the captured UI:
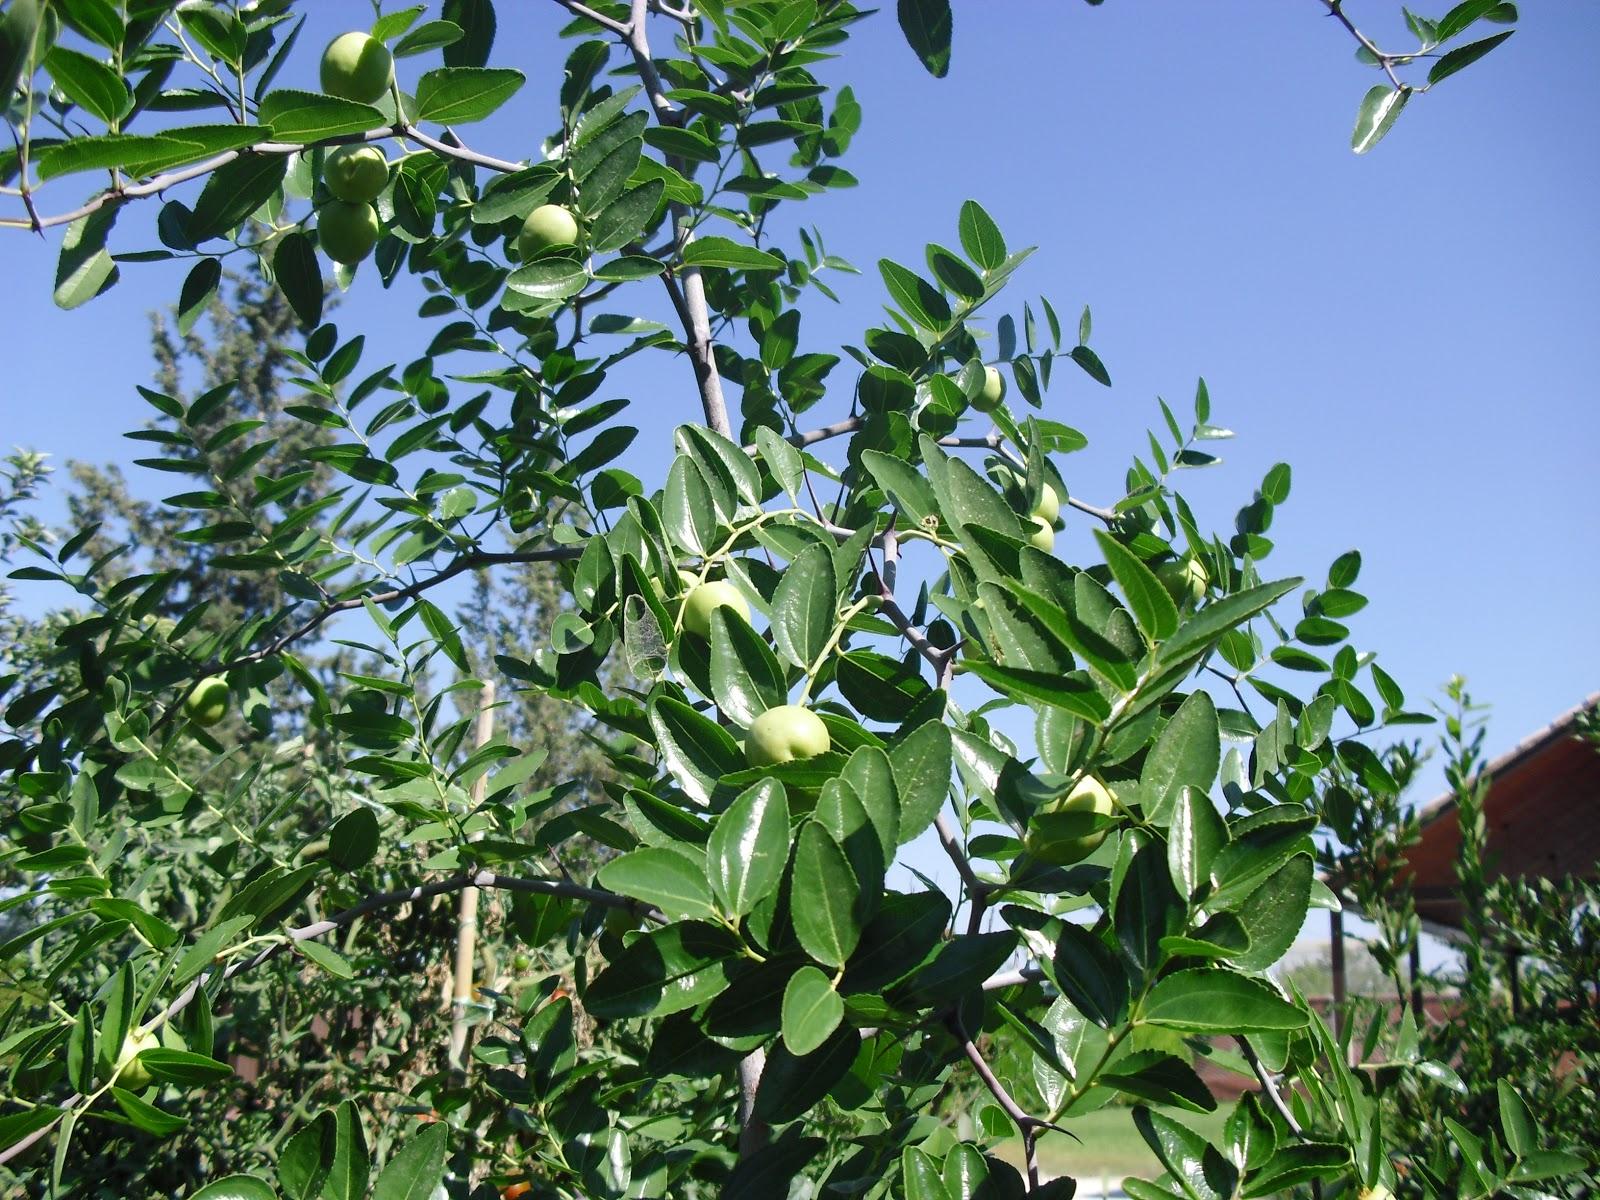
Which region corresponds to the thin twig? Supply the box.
[546,0,630,36]
[2,126,523,232]
[1320,0,1407,90]
[212,545,581,673]
[949,1015,1044,1190]
[1238,1036,1306,1136]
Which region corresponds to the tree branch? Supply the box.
[761,416,1120,523]
[948,1014,1045,1190]
[1320,0,1407,90]
[211,545,581,674]
[546,0,630,36]
[1237,1035,1307,1137]
[2,126,522,232]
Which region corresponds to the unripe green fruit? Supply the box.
[324,144,389,203]
[681,581,749,638]
[1025,776,1115,865]
[116,1028,160,1089]
[511,952,533,972]
[1031,483,1060,524]
[745,705,830,767]
[518,204,580,258]
[973,365,1006,412]
[1027,515,1055,552]
[184,676,229,727]
[603,907,636,936]
[1156,556,1209,608]
[319,200,381,264]
[320,32,394,104]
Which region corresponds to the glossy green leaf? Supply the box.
[709,608,786,725]
[1141,969,1307,1033]
[1228,854,1312,971]
[414,66,525,123]
[393,19,464,58]
[902,1146,954,1200]
[598,846,714,921]
[681,236,785,272]
[372,1122,447,1200]
[1141,690,1220,826]
[1051,922,1128,1028]
[585,923,737,1019]
[259,90,385,140]
[1132,1107,1238,1200]
[1351,84,1410,154]
[1429,29,1513,85]
[1167,785,1227,902]
[0,0,43,106]
[895,0,952,78]
[1100,1050,1218,1114]
[1095,530,1179,643]
[1239,1143,1351,1197]
[890,719,952,843]
[589,179,664,252]
[771,542,836,669]
[177,257,221,337]
[958,199,1005,270]
[1157,577,1300,670]
[792,822,862,968]
[44,46,132,125]
[753,1027,859,1123]
[964,662,1111,723]
[273,232,323,328]
[880,258,951,330]
[186,1176,276,1200]
[189,154,288,241]
[707,779,789,917]
[1070,344,1112,386]
[278,1110,336,1200]
[781,966,844,1056]
[647,694,743,805]
[54,208,119,310]
[753,427,805,502]
[139,1048,233,1086]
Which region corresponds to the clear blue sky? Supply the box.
[6,3,1598,828]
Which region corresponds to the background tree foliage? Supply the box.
[0,1,1586,1199]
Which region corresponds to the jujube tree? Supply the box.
[2,1,1584,1198]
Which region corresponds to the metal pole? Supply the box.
[1329,908,1347,1044]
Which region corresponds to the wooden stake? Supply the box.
[448,680,497,1077]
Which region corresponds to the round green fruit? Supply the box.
[184,675,230,727]
[116,1028,160,1089]
[745,705,830,767]
[517,204,580,258]
[1027,515,1055,552]
[603,907,637,936]
[319,200,381,265]
[1026,776,1115,865]
[1156,555,1209,608]
[324,144,389,203]
[320,32,394,104]
[511,952,533,972]
[681,581,749,638]
[973,364,1006,412]
[1031,483,1061,524]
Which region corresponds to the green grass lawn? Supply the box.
[994,1105,1231,1184]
